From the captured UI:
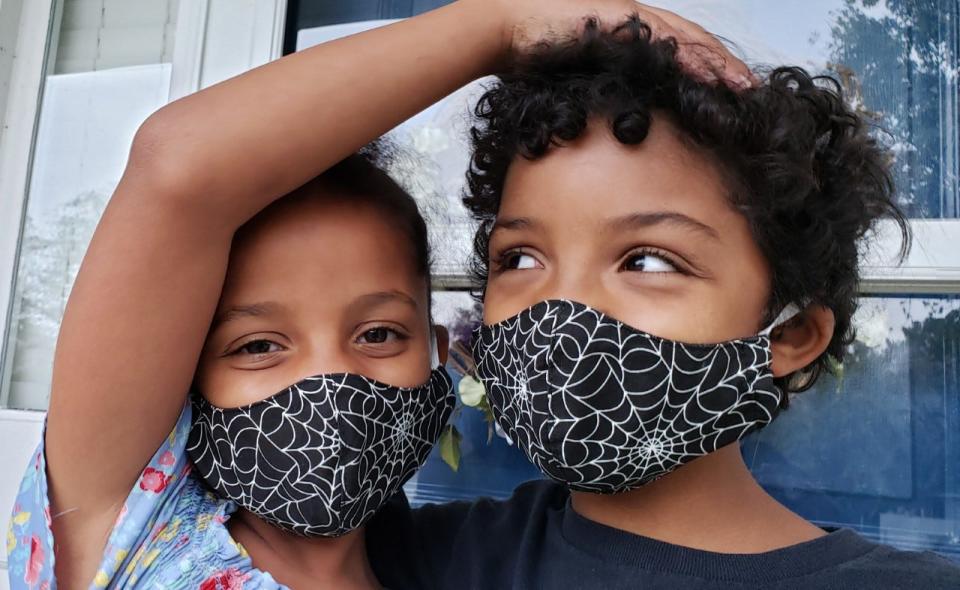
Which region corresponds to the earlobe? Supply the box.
[769,305,835,378]
[434,325,450,366]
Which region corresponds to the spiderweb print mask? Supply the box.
[187,342,453,537]
[473,299,798,494]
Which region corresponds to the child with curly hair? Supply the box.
[366,15,960,590]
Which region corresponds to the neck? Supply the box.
[570,443,825,554]
[228,510,381,590]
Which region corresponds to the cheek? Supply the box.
[481,288,518,326]
[609,289,757,344]
[367,364,432,388]
[198,370,297,408]
[194,354,306,408]
[356,344,434,388]
[479,252,547,326]
[616,267,769,344]
[564,266,770,344]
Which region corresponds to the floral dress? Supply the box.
[7,403,288,590]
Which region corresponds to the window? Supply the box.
[0,0,286,411]
[2,0,179,411]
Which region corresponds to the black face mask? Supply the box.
[187,352,454,537]
[473,299,797,494]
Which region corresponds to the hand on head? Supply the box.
[471,0,755,89]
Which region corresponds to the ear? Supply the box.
[434,325,450,366]
[769,305,835,378]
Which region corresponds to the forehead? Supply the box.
[499,116,738,227]
[220,195,425,311]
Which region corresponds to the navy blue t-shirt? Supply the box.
[367,480,960,589]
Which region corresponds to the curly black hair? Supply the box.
[463,17,910,399]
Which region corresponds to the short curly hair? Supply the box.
[463,17,909,399]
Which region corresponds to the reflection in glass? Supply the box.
[747,295,960,560]
[660,0,958,218]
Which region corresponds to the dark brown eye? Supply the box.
[622,252,677,273]
[359,328,395,344]
[237,340,282,355]
[500,250,539,270]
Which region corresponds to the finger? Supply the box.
[641,5,755,89]
[704,38,756,88]
[681,35,753,89]
[672,29,748,87]
[675,43,724,85]
[624,8,670,38]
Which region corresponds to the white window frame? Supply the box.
[0,0,58,408]
[0,0,286,581]
[862,220,960,294]
[0,0,287,405]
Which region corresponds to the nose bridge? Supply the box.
[298,329,356,377]
[539,247,605,311]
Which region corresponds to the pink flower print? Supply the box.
[139,468,170,493]
[158,450,176,466]
[24,535,44,587]
[199,568,249,590]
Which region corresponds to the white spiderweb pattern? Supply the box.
[473,300,782,493]
[187,368,454,536]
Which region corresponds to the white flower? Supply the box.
[457,375,486,407]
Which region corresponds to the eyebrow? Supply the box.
[492,216,538,232]
[212,301,284,329]
[492,211,719,241]
[352,290,420,310]
[607,211,720,240]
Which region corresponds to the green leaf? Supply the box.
[458,375,486,407]
[439,425,463,472]
[826,354,845,393]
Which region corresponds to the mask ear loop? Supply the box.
[759,303,803,337]
[429,326,442,369]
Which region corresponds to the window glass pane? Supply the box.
[291,0,960,219]
[657,0,958,219]
[412,293,960,561]
[826,1,958,218]
[283,0,454,54]
[2,0,177,410]
[746,294,960,560]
